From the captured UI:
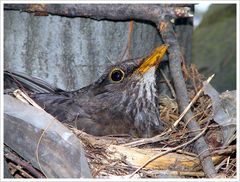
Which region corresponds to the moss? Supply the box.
[192,4,236,92]
[198,4,236,27]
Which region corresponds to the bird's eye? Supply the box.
[109,68,125,83]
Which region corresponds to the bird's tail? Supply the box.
[4,70,63,94]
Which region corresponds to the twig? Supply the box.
[170,74,214,130]
[12,90,29,104]
[145,170,205,177]
[215,157,228,172]
[35,119,54,178]
[120,20,134,61]
[13,89,44,110]
[199,145,236,159]
[160,20,217,177]
[127,21,134,60]
[121,132,168,147]
[129,120,210,178]
[4,151,45,178]
[160,69,176,98]
[226,156,231,170]
[8,162,34,178]
[123,124,205,147]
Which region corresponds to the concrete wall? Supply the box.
[4,11,162,90]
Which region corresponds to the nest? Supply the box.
[4,65,236,179]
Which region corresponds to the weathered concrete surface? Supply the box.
[4,11,162,90]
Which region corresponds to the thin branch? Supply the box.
[129,120,210,178]
[13,89,44,110]
[8,162,34,178]
[159,20,217,178]
[145,170,205,177]
[170,74,215,130]
[4,151,45,178]
[120,20,134,61]
[160,69,176,98]
[210,145,236,156]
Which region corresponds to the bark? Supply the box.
[160,21,217,178]
[4,4,192,24]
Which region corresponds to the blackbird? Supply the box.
[4,44,168,137]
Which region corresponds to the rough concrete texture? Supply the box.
[4,11,162,90]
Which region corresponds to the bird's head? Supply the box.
[77,44,169,137]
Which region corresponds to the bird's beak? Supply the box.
[135,44,169,75]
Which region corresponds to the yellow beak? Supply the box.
[136,44,169,75]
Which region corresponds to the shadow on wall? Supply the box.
[192,4,236,92]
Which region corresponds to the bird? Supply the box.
[4,44,169,137]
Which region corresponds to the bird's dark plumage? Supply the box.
[4,45,168,137]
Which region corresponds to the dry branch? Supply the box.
[74,129,225,176]
[4,148,45,178]
[170,74,214,129]
[4,4,192,24]
[108,145,223,171]
[160,21,217,177]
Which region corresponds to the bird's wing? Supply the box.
[31,93,107,135]
[29,93,88,122]
[4,70,110,136]
[4,70,64,94]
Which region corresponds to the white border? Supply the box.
[0,0,239,182]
